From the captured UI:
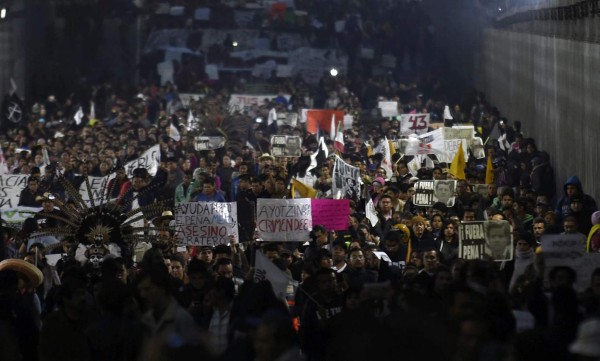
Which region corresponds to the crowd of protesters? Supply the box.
[1,1,600,361]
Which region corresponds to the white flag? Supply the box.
[169,122,181,141]
[0,146,9,174]
[74,107,84,125]
[443,105,453,120]
[381,137,393,180]
[365,198,379,227]
[187,109,195,130]
[254,250,291,300]
[267,108,277,126]
[330,114,336,140]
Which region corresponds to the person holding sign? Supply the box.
[484,221,513,261]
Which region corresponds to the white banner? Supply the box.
[1,206,39,226]
[0,174,29,209]
[404,129,445,156]
[124,144,161,178]
[194,136,226,151]
[333,156,362,199]
[443,126,475,143]
[378,101,398,117]
[437,139,469,164]
[174,202,238,246]
[256,199,312,242]
[228,94,290,113]
[400,113,430,135]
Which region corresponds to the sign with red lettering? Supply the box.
[257,199,312,242]
[400,113,430,135]
[174,202,238,246]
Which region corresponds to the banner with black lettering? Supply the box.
[124,144,161,178]
[400,113,430,135]
[332,156,362,199]
[174,202,238,246]
[256,199,312,242]
[271,135,302,157]
[459,221,513,261]
[0,174,29,210]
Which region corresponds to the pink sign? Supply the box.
[311,199,350,231]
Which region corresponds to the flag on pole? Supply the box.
[291,178,317,198]
[169,122,181,141]
[187,109,195,130]
[268,108,277,126]
[449,140,466,180]
[485,154,494,184]
[366,141,373,157]
[334,120,344,153]
[306,137,327,175]
[255,250,292,300]
[0,146,9,174]
[381,137,393,180]
[330,114,336,140]
[73,107,84,125]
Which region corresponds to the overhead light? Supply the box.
[232,41,238,47]
[329,68,338,77]
[1,8,7,19]
[256,117,263,123]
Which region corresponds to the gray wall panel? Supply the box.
[481,28,600,203]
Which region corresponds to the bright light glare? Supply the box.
[232,41,238,47]
[329,68,338,77]
[0,8,6,19]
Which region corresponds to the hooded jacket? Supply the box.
[555,176,598,223]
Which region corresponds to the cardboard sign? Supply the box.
[412,180,436,206]
[400,113,430,135]
[542,234,600,292]
[378,101,398,117]
[413,180,456,207]
[194,136,226,150]
[311,199,350,231]
[271,135,302,157]
[332,156,362,200]
[443,126,475,143]
[256,199,312,242]
[459,220,513,261]
[276,112,298,127]
[174,202,238,246]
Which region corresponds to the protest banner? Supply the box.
[256,199,312,242]
[311,199,350,231]
[332,156,362,200]
[378,101,398,117]
[174,202,238,246]
[404,129,445,156]
[124,144,161,178]
[458,221,487,260]
[412,180,436,207]
[0,174,29,209]
[432,180,457,207]
[228,94,290,113]
[271,135,302,157]
[443,126,475,143]
[1,206,39,227]
[437,138,469,164]
[179,93,206,107]
[193,136,226,150]
[79,176,110,204]
[305,110,344,135]
[400,113,430,135]
[471,137,486,159]
[541,234,600,292]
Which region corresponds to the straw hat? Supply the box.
[0,259,44,288]
[152,210,175,227]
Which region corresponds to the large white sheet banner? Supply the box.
[174,202,238,246]
[0,174,29,209]
[228,94,290,113]
[124,144,161,178]
[256,198,312,242]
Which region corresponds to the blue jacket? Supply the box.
[555,176,598,222]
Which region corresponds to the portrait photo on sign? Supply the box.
[271,135,302,157]
[432,180,456,207]
[483,220,513,261]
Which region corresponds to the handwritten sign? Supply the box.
[124,144,161,178]
[0,174,29,209]
[311,199,350,231]
[378,101,398,117]
[458,221,487,260]
[257,199,312,242]
[174,202,238,246]
[443,126,475,143]
[542,234,600,292]
[400,113,430,135]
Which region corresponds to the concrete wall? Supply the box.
[480,28,600,202]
